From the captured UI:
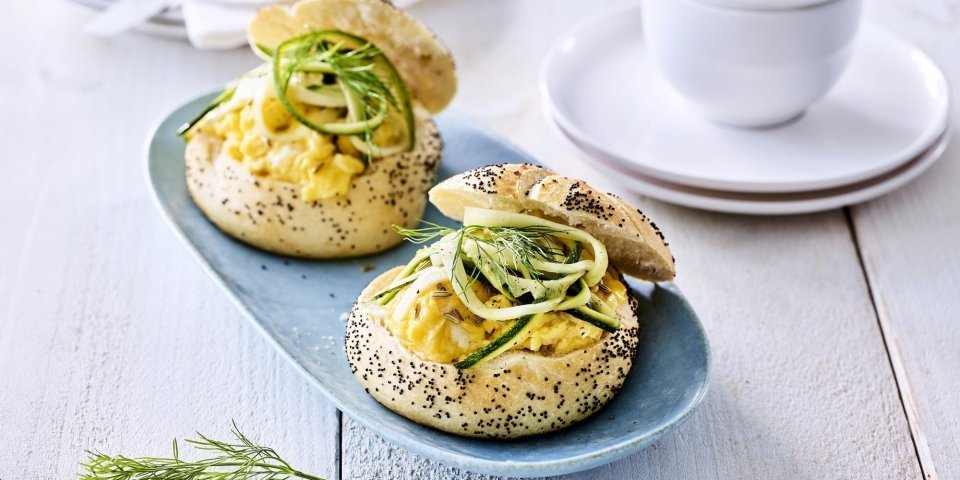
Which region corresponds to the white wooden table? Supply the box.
[2,0,958,478]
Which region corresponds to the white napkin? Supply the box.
[182,0,418,50]
[183,0,292,50]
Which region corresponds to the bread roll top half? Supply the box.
[248,0,457,113]
[429,163,675,281]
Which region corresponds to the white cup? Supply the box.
[642,0,862,128]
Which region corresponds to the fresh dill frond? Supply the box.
[80,421,324,480]
[393,222,455,244]
[309,39,401,162]
[480,226,568,278]
[396,223,572,297]
[272,31,412,162]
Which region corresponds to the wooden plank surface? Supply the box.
[850,3,960,479]
[0,2,339,478]
[0,0,951,479]
[341,1,924,478]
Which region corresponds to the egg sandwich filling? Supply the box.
[371,207,629,368]
[180,31,415,202]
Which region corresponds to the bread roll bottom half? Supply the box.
[345,266,641,439]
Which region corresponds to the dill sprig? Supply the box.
[310,41,400,156]
[478,225,568,278]
[393,222,454,244]
[80,421,324,480]
[396,224,568,266]
[274,33,402,162]
[394,223,571,296]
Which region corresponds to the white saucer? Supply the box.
[541,6,950,193]
[547,110,949,215]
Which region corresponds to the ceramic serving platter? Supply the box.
[146,93,710,477]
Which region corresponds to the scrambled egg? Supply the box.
[196,88,366,203]
[385,269,629,364]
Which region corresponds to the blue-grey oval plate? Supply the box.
[146,93,711,478]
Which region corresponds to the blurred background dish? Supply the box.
[546,111,950,215]
[69,0,423,45]
[642,0,863,127]
[541,5,949,194]
[71,0,187,38]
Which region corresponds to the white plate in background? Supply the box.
[541,6,950,193]
[546,109,950,215]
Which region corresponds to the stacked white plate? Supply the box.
[541,5,950,215]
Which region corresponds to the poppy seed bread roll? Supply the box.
[345,266,641,438]
[346,163,674,438]
[184,0,456,258]
[185,114,441,258]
